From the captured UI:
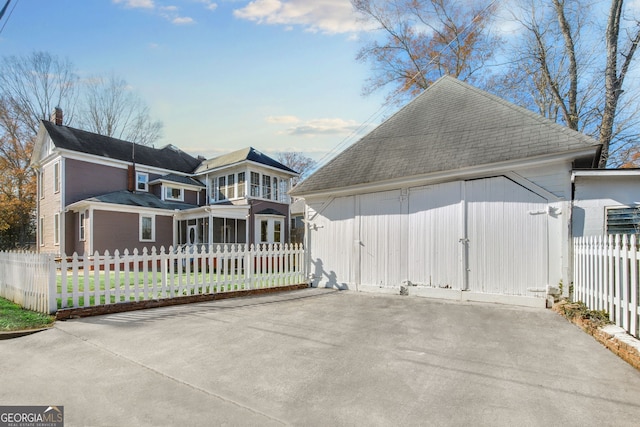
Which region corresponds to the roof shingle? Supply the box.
[43,121,202,173]
[291,76,600,196]
[194,147,297,174]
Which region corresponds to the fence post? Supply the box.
[622,235,630,332]
[48,253,58,314]
[630,234,638,338]
[608,234,615,322]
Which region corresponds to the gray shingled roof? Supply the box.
[43,121,202,173]
[194,147,297,174]
[291,76,600,196]
[72,190,198,211]
[151,173,205,187]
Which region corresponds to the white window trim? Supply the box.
[164,185,184,201]
[136,172,149,192]
[53,213,60,246]
[255,216,285,244]
[39,171,44,199]
[53,161,60,193]
[39,217,44,246]
[139,214,156,242]
[79,212,85,241]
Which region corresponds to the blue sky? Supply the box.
[0,0,389,162]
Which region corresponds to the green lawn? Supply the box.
[0,297,55,331]
[55,269,290,308]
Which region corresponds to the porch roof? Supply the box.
[67,190,198,211]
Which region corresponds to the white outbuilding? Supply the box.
[291,76,602,307]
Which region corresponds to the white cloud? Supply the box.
[113,0,155,9]
[233,0,365,34]
[278,117,360,136]
[114,1,198,25]
[266,115,300,124]
[172,16,196,25]
[196,0,218,11]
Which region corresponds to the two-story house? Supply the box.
[30,109,298,256]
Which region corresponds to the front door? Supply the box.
[255,216,284,245]
[187,225,198,245]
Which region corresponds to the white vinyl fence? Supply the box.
[574,235,639,338]
[0,251,56,313]
[0,244,305,314]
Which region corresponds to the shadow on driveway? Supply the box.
[2,288,640,426]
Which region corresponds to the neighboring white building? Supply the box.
[572,169,640,237]
[291,76,602,307]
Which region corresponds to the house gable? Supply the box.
[37,121,202,173]
[194,147,297,175]
[291,76,601,197]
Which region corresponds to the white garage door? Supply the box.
[465,176,548,296]
[407,181,464,289]
[359,190,404,287]
[307,176,549,297]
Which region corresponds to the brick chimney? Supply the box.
[50,107,63,125]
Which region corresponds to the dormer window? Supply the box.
[136,172,148,192]
[165,186,183,201]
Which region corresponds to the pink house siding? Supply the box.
[64,211,75,255]
[92,210,174,253]
[65,159,126,205]
[38,160,63,253]
[184,190,199,205]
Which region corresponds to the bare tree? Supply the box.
[277,152,316,183]
[78,73,163,146]
[0,51,79,134]
[501,0,640,167]
[0,52,164,247]
[352,0,500,104]
[598,0,640,167]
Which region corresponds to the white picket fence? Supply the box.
[0,251,56,314]
[0,244,305,314]
[574,235,640,338]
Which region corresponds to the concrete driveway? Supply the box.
[2,288,640,426]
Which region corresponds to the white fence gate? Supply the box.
[0,244,305,314]
[574,235,640,338]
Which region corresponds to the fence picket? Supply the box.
[114,250,121,303]
[104,250,111,305]
[60,256,68,309]
[123,249,131,302]
[607,235,615,322]
[573,234,639,338]
[1,243,305,315]
[630,235,638,338]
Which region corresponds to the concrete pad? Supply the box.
[2,288,640,426]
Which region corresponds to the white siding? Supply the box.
[407,182,463,289]
[573,175,640,237]
[307,196,355,289]
[518,162,572,199]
